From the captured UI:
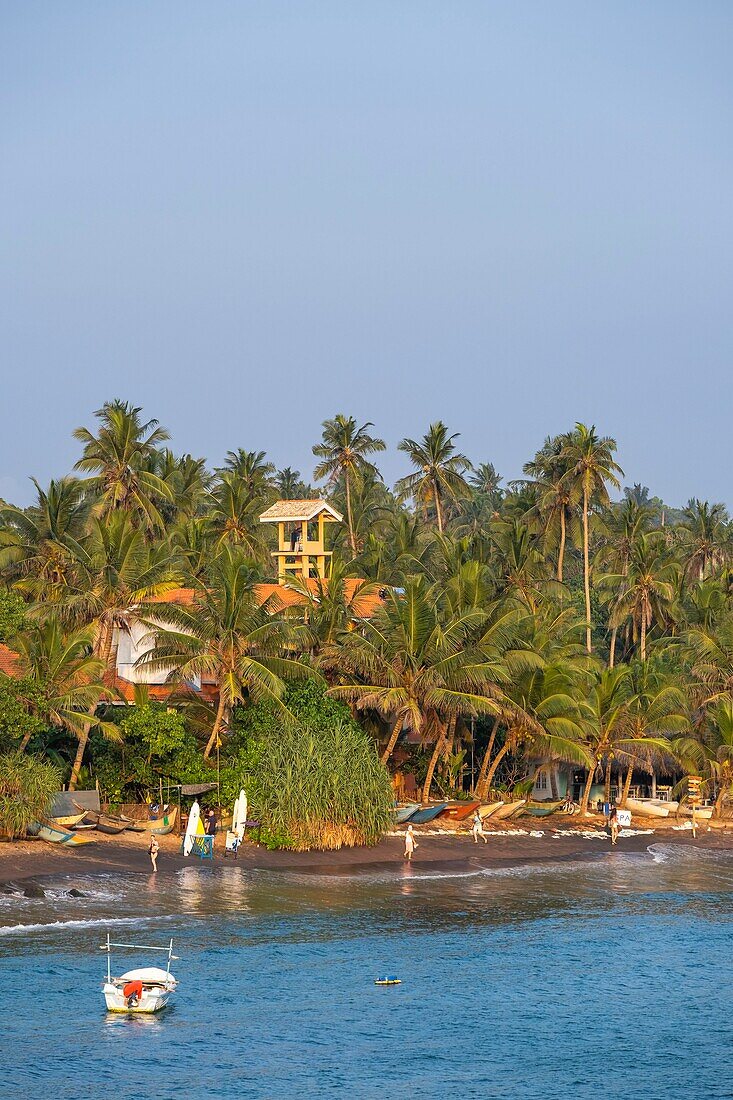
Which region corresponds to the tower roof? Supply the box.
[259,499,343,524]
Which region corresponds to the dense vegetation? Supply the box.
[0,401,732,842]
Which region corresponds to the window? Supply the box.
[535,772,548,791]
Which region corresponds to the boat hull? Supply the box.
[441,800,480,822]
[491,800,526,821]
[103,984,172,1013]
[478,801,504,819]
[625,798,671,818]
[395,803,421,824]
[408,803,448,824]
[523,800,564,817]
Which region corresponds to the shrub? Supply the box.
[0,752,60,838]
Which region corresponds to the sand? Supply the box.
[1,815,731,889]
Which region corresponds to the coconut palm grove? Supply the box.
[0,400,731,848]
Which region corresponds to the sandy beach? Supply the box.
[2,816,731,890]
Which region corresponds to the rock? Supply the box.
[22,883,46,898]
[67,888,86,898]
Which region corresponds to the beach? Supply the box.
[2,817,731,889]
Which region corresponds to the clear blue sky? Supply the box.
[1,3,731,507]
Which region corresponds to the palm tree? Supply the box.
[206,474,271,561]
[324,578,501,793]
[674,698,733,818]
[560,424,623,653]
[614,658,688,806]
[276,467,309,499]
[679,499,731,582]
[522,435,579,582]
[597,496,656,666]
[138,548,312,758]
[312,415,386,554]
[396,422,472,534]
[604,533,678,661]
[0,477,90,588]
[220,450,275,495]
[49,512,181,673]
[12,620,118,789]
[73,400,173,530]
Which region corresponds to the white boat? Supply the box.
[101,933,178,1014]
[678,804,714,820]
[625,798,677,818]
[492,799,527,820]
[478,801,504,820]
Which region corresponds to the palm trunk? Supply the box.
[609,626,617,669]
[19,729,33,752]
[380,714,404,766]
[640,613,647,662]
[604,760,612,804]
[433,482,443,534]
[68,725,90,791]
[583,486,592,653]
[345,471,356,556]
[714,783,727,820]
[474,718,499,798]
[619,762,634,808]
[580,761,598,815]
[483,739,511,796]
[204,692,228,760]
[557,509,566,582]
[549,766,559,800]
[421,718,448,802]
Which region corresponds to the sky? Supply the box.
[1,2,732,508]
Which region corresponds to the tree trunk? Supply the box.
[619,761,634,808]
[609,626,617,669]
[345,471,356,556]
[380,714,404,766]
[549,765,559,800]
[482,739,511,796]
[604,760,612,804]
[580,761,598,815]
[557,509,566,582]
[640,613,647,662]
[421,718,448,803]
[433,481,444,534]
[474,717,499,798]
[582,486,592,653]
[204,692,228,760]
[68,726,90,791]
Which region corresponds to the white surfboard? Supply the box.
[184,799,201,855]
[234,788,247,838]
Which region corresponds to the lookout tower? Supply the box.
[259,499,343,583]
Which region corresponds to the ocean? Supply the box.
[1,844,732,1099]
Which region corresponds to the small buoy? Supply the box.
[375,976,401,985]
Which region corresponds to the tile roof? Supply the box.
[149,588,196,605]
[259,499,343,524]
[254,577,385,618]
[0,643,22,677]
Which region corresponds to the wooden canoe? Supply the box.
[626,798,671,818]
[51,810,88,828]
[441,800,481,822]
[29,819,95,845]
[478,801,504,820]
[408,803,448,825]
[148,807,178,835]
[395,803,421,824]
[491,799,527,821]
[522,800,564,818]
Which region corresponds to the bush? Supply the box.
[0,590,26,642]
[0,752,60,838]
[227,681,394,851]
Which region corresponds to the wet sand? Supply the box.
[1,816,732,889]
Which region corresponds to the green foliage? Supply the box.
[0,752,60,837]
[0,676,46,750]
[0,589,26,641]
[227,681,394,850]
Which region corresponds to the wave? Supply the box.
[0,915,162,937]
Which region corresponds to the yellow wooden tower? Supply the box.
[259,499,343,583]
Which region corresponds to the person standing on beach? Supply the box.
[149,834,160,872]
[404,824,417,861]
[609,806,619,846]
[471,810,488,844]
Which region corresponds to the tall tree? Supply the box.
[73,400,173,530]
[396,422,472,534]
[604,533,677,662]
[560,424,623,653]
[313,415,386,554]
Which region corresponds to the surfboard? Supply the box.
[184,800,201,855]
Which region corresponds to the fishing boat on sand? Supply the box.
[146,807,178,835]
[28,819,96,845]
[626,798,678,819]
[491,800,527,821]
[82,811,129,835]
[395,803,421,824]
[408,803,448,825]
[51,810,88,828]
[678,804,714,820]
[478,801,504,820]
[441,800,480,822]
[101,933,178,1014]
[522,800,564,818]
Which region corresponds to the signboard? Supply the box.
[617,809,632,828]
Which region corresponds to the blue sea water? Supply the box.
[1,845,732,1100]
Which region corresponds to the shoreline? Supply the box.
[2,818,732,891]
